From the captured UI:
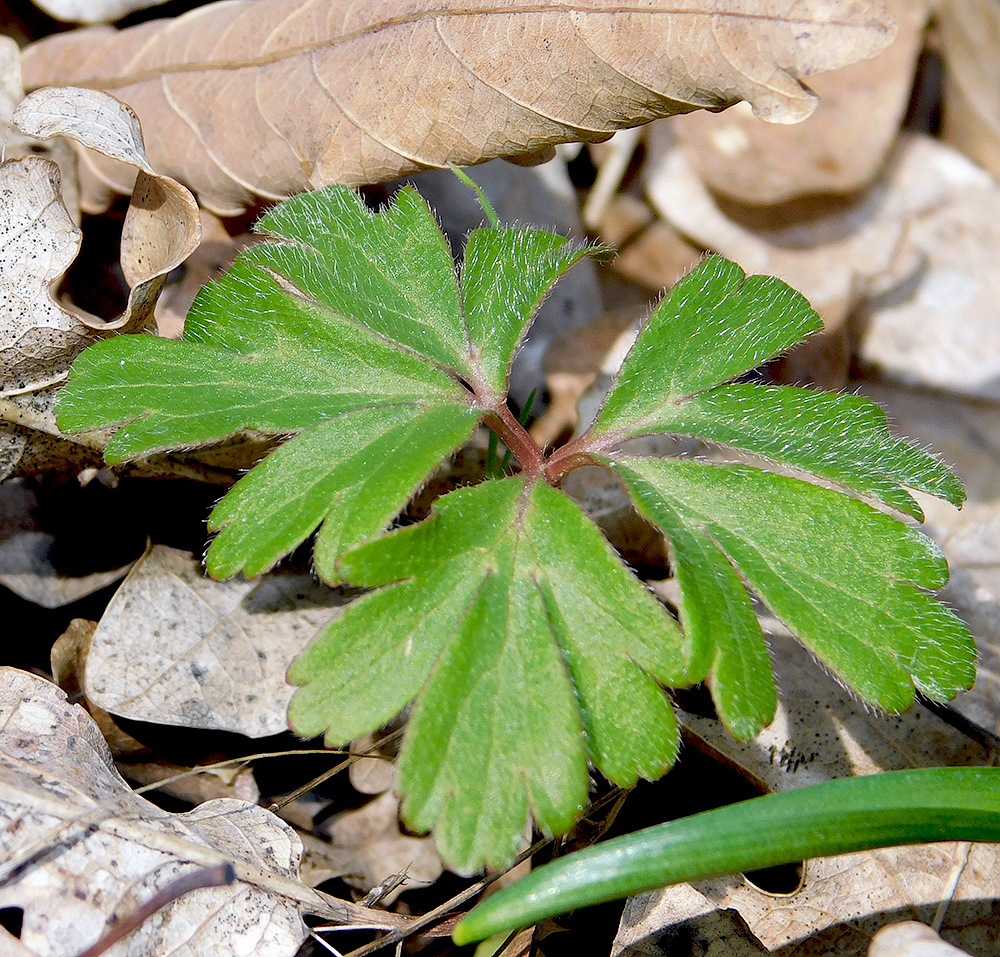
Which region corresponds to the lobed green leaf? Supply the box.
[606,455,977,714]
[207,403,478,582]
[592,255,821,433]
[288,477,687,873]
[587,258,961,519]
[242,185,472,374]
[461,227,612,395]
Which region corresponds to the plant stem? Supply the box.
[483,403,544,479]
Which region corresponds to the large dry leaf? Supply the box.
[20,0,896,215]
[86,545,353,737]
[612,631,998,957]
[0,668,405,957]
[0,85,199,396]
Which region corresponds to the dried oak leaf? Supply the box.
[21,0,896,214]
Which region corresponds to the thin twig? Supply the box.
[268,728,403,812]
[76,862,236,957]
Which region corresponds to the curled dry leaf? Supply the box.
[86,545,353,737]
[0,668,405,957]
[0,86,199,399]
[10,86,201,310]
[0,158,90,394]
[21,0,896,214]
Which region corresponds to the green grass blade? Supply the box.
[453,767,1000,944]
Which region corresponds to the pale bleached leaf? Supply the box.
[0,668,405,956]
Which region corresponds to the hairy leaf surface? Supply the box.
[288,478,686,873]
[606,456,976,714]
[590,256,964,520]
[57,184,602,582]
[57,183,974,873]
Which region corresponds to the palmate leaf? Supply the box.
[56,184,598,580]
[578,256,974,735]
[288,478,686,873]
[56,181,974,875]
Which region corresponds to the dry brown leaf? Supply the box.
[0,157,91,394]
[0,85,199,400]
[0,530,132,607]
[0,387,107,481]
[612,631,997,957]
[647,131,1000,399]
[666,0,929,204]
[939,0,1000,183]
[0,36,78,216]
[21,0,896,214]
[0,668,406,956]
[319,789,444,905]
[85,545,353,737]
[11,86,201,303]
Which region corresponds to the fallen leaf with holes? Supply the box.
[612,631,999,957]
[21,0,895,214]
[667,0,929,204]
[0,668,406,957]
[85,545,353,737]
[939,0,1000,183]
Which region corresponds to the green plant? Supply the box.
[57,182,975,874]
[452,766,1000,944]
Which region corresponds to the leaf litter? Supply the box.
[1,2,999,954]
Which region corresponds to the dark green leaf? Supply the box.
[453,767,1000,944]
